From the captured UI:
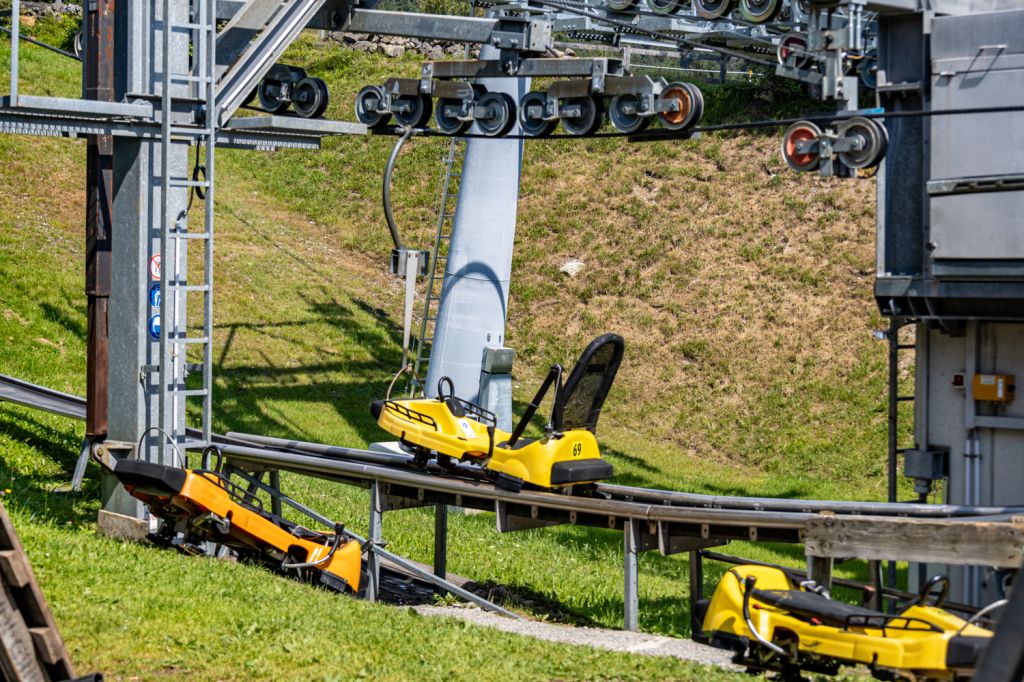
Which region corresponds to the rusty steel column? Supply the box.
[84,0,115,439]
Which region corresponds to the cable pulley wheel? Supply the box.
[561,96,605,136]
[609,93,650,134]
[258,78,289,114]
[738,0,781,23]
[646,0,681,15]
[476,92,517,137]
[355,85,391,129]
[835,116,887,170]
[859,50,879,90]
[605,0,636,11]
[777,32,811,70]
[781,120,821,172]
[693,0,733,20]
[292,77,330,119]
[658,82,702,131]
[393,93,433,128]
[434,97,472,135]
[518,91,558,138]
[683,83,704,128]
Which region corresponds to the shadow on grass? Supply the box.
[467,576,711,638]
[701,480,816,499]
[211,288,403,447]
[38,293,86,339]
[0,407,98,525]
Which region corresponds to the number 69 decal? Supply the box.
[572,442,582,457]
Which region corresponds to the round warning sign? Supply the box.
[148,313,161,341]
[149,283,161,309]
[148,253,161,281]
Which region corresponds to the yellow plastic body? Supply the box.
[376,397,608,488]
[703,565,992,679]
[132,470,362,591]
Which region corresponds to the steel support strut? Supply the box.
[624,518,639,631]
[434,503,448,581]
[367,480,383,602]
[689,549,704,638]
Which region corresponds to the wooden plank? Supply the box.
[804,515,1024,568]
[0,549,32,588]
[28,628,63,666]
[0,502,76,680]
[0,584,46,682]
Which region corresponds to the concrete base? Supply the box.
[96,509,149,542]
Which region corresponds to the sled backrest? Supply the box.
[553,333,624,434]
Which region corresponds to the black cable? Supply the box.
[627,103,1024,141]
[0,25,81,61]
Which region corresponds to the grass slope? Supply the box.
[0,22,912,680]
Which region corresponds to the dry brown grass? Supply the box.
[509,132,886,490]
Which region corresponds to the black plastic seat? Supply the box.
[507,333,625,446]
[752,589,882,628]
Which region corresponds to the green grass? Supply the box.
[13,508,749,682]
[0,21,918,681]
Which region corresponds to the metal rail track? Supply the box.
[227,431,1024,520]
[4,373,1024,631]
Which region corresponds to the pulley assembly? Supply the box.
[781,115,887,176]
[355,57,704,137]
[245,64,330,119]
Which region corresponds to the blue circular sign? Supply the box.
[148,314,161,341]
[149,283,161,309]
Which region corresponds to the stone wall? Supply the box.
[15,1,81,18]
[329,31,478,60]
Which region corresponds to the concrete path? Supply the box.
[414,605,740,670]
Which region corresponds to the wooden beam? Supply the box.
[0,502,76,680]
[804,514,1024,568]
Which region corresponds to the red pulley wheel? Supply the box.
[658,83,694,131]
[781,121,821,172]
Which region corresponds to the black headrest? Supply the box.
[555,333,625,433]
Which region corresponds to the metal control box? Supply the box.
[972,373,1015,403]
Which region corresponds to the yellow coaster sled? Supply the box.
[114,459,362,593]
[372,333,624,490]
[700,565,993,681]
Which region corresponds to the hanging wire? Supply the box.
[0,25,81,61]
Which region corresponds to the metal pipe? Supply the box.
[366,481,382,602]
[10,0,19,101]
[226,431,487,478]
[383,127,414,251]
[230,431,1024,519]
[887,317,899,506]
[217,442,840,530]
[623,520,639,631]
[596,482,1024,518]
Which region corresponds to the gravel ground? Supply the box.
[413,605,741,670]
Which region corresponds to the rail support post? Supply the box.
[688,549,705,640]
[434,503,448,582]
[269,469,282,518]
[624,519,640,631]
[366,481,383,602]
[868,559,883,611]
[807,555,833,592]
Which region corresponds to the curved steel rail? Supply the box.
[4,373,1024,521]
